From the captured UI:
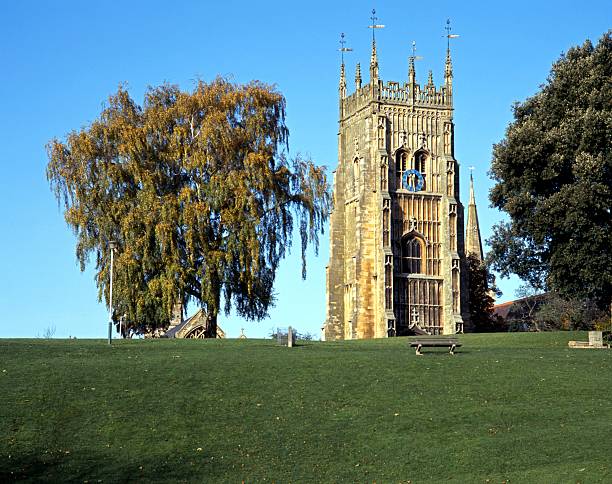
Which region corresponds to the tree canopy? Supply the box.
[47,78,330,336]
[488,31,612,310]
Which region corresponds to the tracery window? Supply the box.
[413,150,428,190]
[401,236,423,274]
[396,151,408,189]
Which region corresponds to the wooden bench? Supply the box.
[409,337,461,355]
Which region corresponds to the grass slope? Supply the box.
[1,332,611,482]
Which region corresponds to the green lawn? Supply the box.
[1,332,611,482]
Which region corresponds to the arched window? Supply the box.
[353,158,359,194]
[413,150,428,190]
[396,151,408,189]
[401,236,423,274]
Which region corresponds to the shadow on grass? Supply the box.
[0,450,222,483]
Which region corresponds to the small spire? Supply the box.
[409,57,415,84]
[368,9,384,82]
[370,39,379,80]
[339,63,346,98]
[444,19,458,85]
[427,70,434,86]
[355,62,362,90]
[445,46,453,82]
[408,41,421,85]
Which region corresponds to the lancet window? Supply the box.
[413,149,428,190]
[396,150,408,190]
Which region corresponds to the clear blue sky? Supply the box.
[0,0,610,339]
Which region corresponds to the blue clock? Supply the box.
[402,169,424,192]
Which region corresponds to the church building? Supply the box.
[324,19,482,340]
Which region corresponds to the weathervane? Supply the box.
[409,40,424,63]
[368,9,385,42]
[339,32,353,64]
[445,18,460,50]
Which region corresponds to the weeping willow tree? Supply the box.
[47,78,330,336]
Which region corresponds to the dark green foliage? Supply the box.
[47,79,330,335]
[2,336,612,482]
[467,254,504,332]
[488,32,612,309]
[534,291,609,330]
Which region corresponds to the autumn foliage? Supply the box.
[47,79,330,335]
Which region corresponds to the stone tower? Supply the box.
[324,32,470,340]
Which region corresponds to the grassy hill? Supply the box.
[1,332,611,482]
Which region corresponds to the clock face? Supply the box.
[402,169,424,192]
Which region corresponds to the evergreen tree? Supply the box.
[488,32,612,311]
[467,254,503,332]
[47,79,330,336]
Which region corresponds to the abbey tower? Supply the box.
[324,24,473,340]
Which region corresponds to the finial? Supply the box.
[444,19,459,82]
[338,33,351,99]
[408,40,422,84]
[368,9,384,81]
[355,62,362,89]
[427,70,434,86]
[469,166,476,204]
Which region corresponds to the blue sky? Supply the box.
[0,0,610,339]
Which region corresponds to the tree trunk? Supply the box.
[204,311,218,338]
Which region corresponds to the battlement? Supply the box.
[379,80,450,106]
[340,78,452,120]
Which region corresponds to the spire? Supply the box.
[427,69,434,86]
[408,41,421,86]
[408,57,415,85]
[445,45,453,84]
[370,39,379,81]
[355,62,362,90]
[466,172,484,261]
[338,33,351,99]
[444,19,458,90]
[368,9,384,82]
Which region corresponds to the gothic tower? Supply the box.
[324,28,470,340]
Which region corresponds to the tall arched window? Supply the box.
[353,158,359,194]
[413,150,428,190]
[396,151,408,189]
[401,236,423,274]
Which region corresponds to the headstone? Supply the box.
[276,327,295,347]
[589,331,603,347]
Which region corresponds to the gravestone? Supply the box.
[589,331,604,348]
[276,326,296,347]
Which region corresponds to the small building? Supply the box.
[163,309,225,339]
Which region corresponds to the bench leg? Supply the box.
[449,344,456,355]
[416,344,423,356]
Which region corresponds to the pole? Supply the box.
[108,242,115,345]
